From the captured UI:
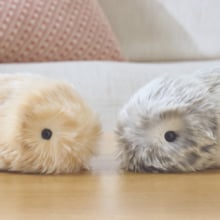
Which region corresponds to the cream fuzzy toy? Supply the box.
[116,69,220,172]
[0,74,101,174]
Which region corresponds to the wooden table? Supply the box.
[0,134,220,220]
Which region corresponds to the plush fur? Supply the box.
[116,69,220,172]
[0,74,101,174]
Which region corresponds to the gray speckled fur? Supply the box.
[116,69,220,172]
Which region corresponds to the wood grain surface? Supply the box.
[0,133,220,220]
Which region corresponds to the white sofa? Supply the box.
[0,60,220,131]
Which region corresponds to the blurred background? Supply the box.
[99,0,220,62]
[0,0,220,131]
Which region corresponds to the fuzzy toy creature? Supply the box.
[116,70,220,172]
[0,74,101,174]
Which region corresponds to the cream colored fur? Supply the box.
[0,74,101,174]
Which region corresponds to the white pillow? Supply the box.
[98,0,220,62]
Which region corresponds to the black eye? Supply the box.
[164,131,177,142]
[41,128,53,140]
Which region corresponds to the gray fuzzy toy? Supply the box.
[116,70,220,172]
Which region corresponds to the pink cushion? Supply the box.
[0,0,123,63]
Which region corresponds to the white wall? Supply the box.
[99,0,220,61]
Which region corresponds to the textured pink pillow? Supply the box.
[0,0,123,63]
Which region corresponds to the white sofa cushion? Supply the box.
[0,60,220,130]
